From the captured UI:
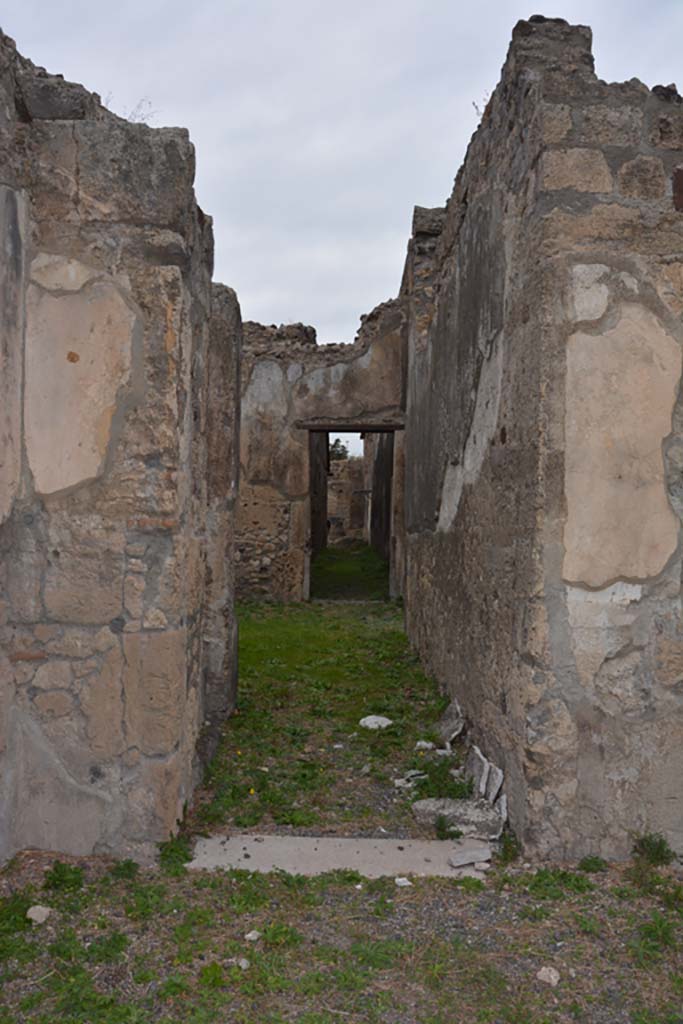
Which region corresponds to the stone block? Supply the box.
[123,630,186,756]
[617,155,667,200]
[541,148,613,192]
[43,517,125,625]
[25,258,137,496]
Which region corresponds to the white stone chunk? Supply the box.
[536,966,560,987]
[359,715,393,730]
[485,764,504,804]
[26,905,52,924]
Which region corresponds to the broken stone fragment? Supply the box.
[393,771,428,790]
[485,764,504,804]
[412,797,506,841]
[451,865,489,880]
[415,740,434,750]
[437,700,465,744]
[536,966,560,987]
[465,745,491,797]
[394,876,413,887]
[359,715,393,730]
[26,905,52,924]
[244,930,261,943]
[447,838,492,868]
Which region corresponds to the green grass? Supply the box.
[633,834,677,868]
[193,600,450,834]
[3,604,683,1023]
[310,541,389,600]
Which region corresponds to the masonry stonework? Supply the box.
[2,15,683,866]
[401,17,683,858]
[0,33,240,862]
[237,305,404,601]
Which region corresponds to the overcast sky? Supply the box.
[5,0,683,346]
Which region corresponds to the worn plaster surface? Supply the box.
[0,31,241,863]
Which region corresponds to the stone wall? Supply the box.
[363,434,394,562]
[327,457,365,542]
[401,16,683,858]
[0,33,240,862]
[237,304,404,601]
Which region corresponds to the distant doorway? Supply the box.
[308,430,396,600]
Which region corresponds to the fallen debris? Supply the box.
[437,699,465,744]
[26,905,51,925]
[536,966,560,987]
[447,839,492,869]
[359,715,393,730]
[415,740,435,751]
[412,797,506,841]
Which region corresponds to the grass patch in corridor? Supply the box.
[191,600,449,836]
[310,541,389,600]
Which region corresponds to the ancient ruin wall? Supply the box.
[0,34,241,862]
[402,17,683,858]
[237,304,404,601]
[327,457,365,543]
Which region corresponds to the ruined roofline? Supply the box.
[0,27,203,149]
[1,26,115,124]
[242,297,404,363]
[402,12,683,275]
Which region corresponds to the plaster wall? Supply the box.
[402,16,683,858]
[0,33,241,862]
[237,304,404,601]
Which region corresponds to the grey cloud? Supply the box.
[5,0,683,343]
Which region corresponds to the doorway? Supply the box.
[308,430,397,600]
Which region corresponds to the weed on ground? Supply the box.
[190,600,452,837]
[1,851,683,1023]
[2,585,682,1022]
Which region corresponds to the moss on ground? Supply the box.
[310,542,389,600]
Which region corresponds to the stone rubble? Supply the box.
[536,966,561,988]
[412,798,506,841]
[359,715,393,730]
[26,905,52,925]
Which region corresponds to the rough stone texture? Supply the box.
[411,799,506,841]
[327,456,365,543]
[363,433,394,564]
[401,17,683,859]
[0,32,240,863]
[190,833,479,878]
[237,305,404,600]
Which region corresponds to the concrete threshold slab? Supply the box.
[189,834,489,878]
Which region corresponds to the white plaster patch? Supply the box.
[25,260,135,495]
[437,332,504,531]
[564,303,681,587]
[31,253,99,292]
[567,582,644,685]
[243,361,287,417]
[619,272,638,293]
[570,263,609,321]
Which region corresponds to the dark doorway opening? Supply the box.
[308,430,396,600]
